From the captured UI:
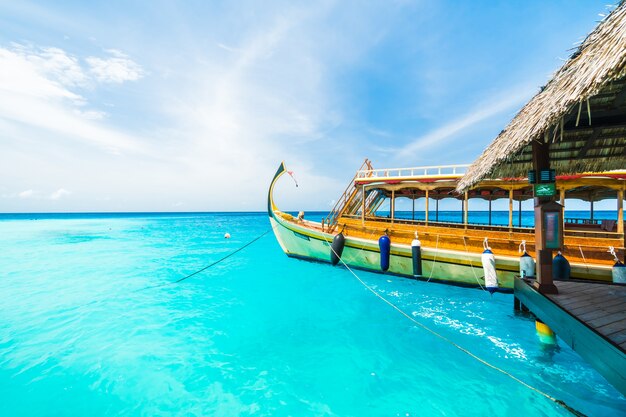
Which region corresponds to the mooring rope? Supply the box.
[173,228,274,284]
[462,236,486,292]
[578,245,589,273]
[134,225,276,292]
[320,236,586,417]
[427,234,440,282]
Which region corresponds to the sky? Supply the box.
[0,0,618,212]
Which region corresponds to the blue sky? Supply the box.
[0,0,617,212]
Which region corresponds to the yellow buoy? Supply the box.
[535,319,556,344]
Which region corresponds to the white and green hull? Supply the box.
[269,215,518,290]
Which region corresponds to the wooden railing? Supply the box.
[565,218,602,225]
[322,158,373,233]
[355,164,470,180]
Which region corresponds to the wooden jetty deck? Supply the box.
[514,278,626,395]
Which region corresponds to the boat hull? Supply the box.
[270,215,520,290]
[267,162,614,290]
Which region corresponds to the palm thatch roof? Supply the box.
[457,2,626,192]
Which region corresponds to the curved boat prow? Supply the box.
[267,161,287,217]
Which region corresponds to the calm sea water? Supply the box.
[0,212,624,417]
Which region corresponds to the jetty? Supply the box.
[457,3,626,395]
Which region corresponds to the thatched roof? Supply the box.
[457,2,626,192]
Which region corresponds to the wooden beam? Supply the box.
[425,189,429,225]
[532,135,558,294]
[391,189,395,223]
[508,189,513,229]
[463,191,468,226]
[618,189,624,235]
[361,185,365,226]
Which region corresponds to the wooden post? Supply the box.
[391,189,395,223]
[361,185,366,226]
[425,189,429,225]
[590,199,594,222]
[560,188,566,230]
[436,198,439,222]
[618,189,624,235]
[463,192,468,226]
[488,197,492,226]
[518,198,522,227]
[508,189,513,229]
[412,192,415,221]
[532,136,558,294]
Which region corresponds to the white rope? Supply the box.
[608,246,619,262]
[578,245,589,272]
[343,230,378,264]
[463,236,486,291]
[319,235,584,417]
[427,234,440,282]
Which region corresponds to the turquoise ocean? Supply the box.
[0,211,624,416]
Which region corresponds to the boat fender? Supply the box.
[481,238,498,294]
[411,232,422,277]
[609,246,626,284]
[330,232,346,266]
[552,252,571,280]
[518,240,535,278]
[379,233,391,272]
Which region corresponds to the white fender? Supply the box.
[481,238,498,293]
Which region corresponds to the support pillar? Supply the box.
[361,185,366,226]
[532,136,558,294]
[590,199,595,222]
[618,189,624,235]
[412,192,415,221]
[436,198,439,222]
[425,189,429,225]
[519,198,522,227]
[463,191,468,226]
[488,197,492,226]
[391,190,395,223]
[508,189,513,229]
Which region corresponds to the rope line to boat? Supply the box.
[138,224,278,292]
[462,236,486,292]
[578,245,589,272]
[427,234,439,282]
[321,237,585,417]
[343,230,378,263]
[173,228,275,284]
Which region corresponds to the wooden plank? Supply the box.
[612,332,626,345]
[576,307,614,320]
[600,319,626,337]
[588,312,626,329]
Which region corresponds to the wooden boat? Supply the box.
[268,160,625,290]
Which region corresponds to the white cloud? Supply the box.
[0,44,146,154]
[50,188,71,200]
[399,86,535,157]
[18,189,34,199]
[86,49,144,83]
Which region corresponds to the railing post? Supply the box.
[618,189,624,235]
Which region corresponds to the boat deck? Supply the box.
[514,278,626,395]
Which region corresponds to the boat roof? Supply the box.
[354,164,626,201]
